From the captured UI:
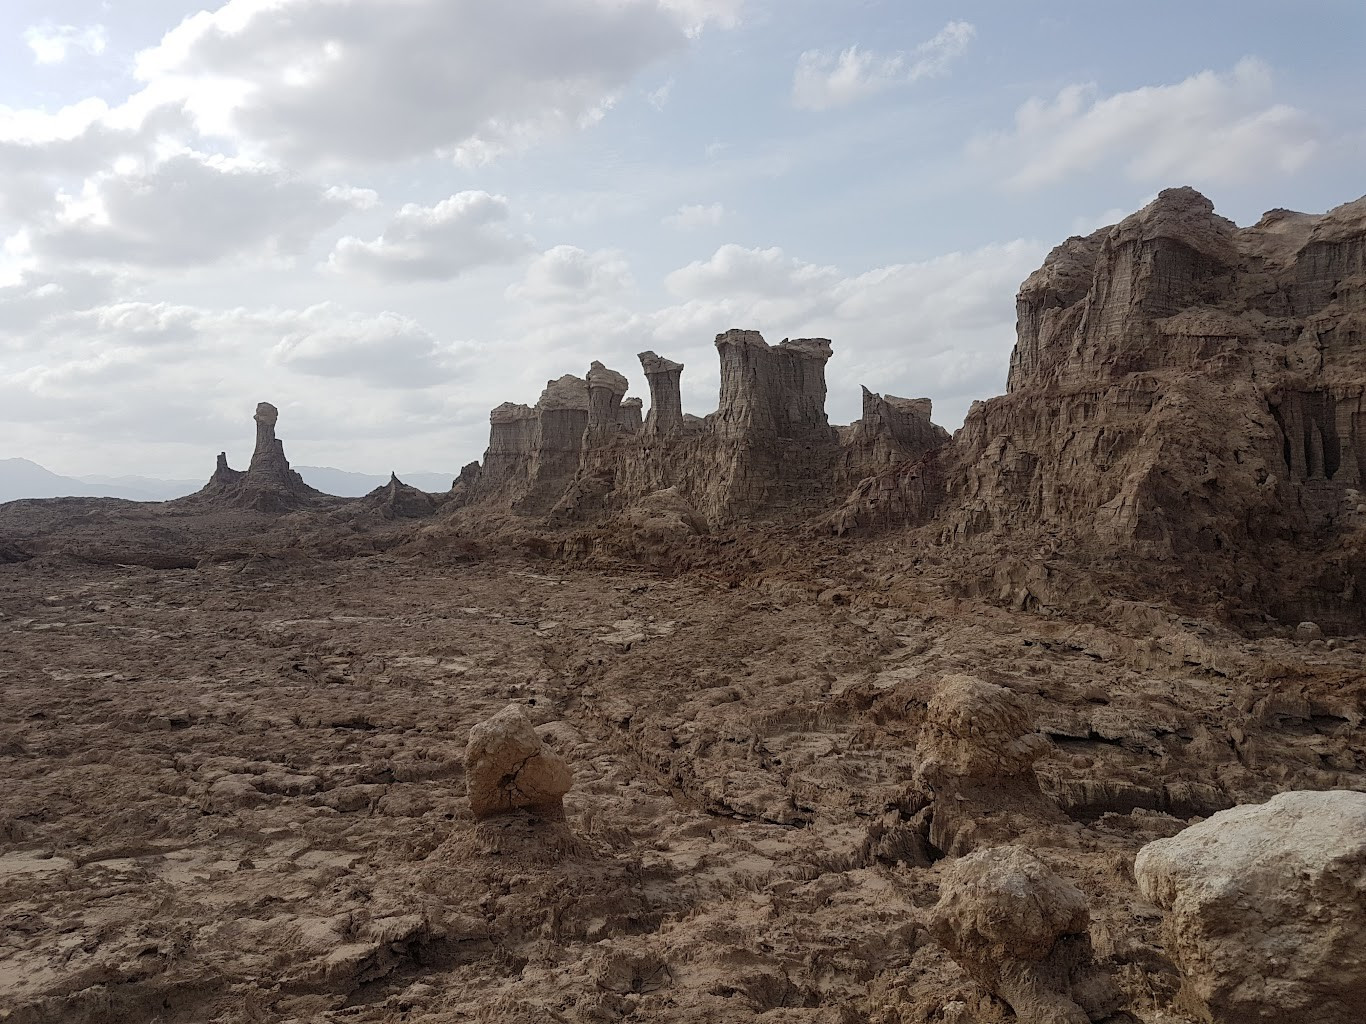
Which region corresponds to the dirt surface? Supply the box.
[3,513,1363,1023]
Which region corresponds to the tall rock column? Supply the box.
[638,351,684,435]
[585,361,629,446]
[618,397,643,433]
[714,330,834,442]
[482,402,538,489]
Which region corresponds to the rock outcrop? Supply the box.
[465,705,573,819]
[828,187,1366,630]
[913,675,1062,855]
[638,351,684,436]
[585,362,630,447]
[1135,790,1366,1024]
[187,402,330,511]
[465,331,914,524]
[929,846,1118,1024]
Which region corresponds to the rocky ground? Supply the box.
[3,506,1363,1023]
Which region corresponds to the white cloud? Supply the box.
[508,245,635,305]
[328,191,532,281]
[24,24,108,65]
[130,0,736,167]
[980,58,1320,189]
[793,46,905,112]
[647,79,675,110]
[270,306,471,387]
[792,21,975,111]
[907,20,976,81]
[29,151,371,269]
[663,202,725,230]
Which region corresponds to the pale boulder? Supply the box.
[1135,789,1366,1024]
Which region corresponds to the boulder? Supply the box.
[465,705,573,819]
[914,675,1062,854]
[1135,789,1366,1024]
[929,846,1117,1024]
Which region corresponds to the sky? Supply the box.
[1,0,1363,479]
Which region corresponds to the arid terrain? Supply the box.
[3,187,1364,1023]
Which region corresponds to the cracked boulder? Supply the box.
[464,705,573,819]
[929,845,1119,1024]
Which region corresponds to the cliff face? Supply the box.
[831,187,1366,628]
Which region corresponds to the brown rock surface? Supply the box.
[464,704,573,819]
[929,846,1117,1024]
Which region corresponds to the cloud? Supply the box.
[131,0,736,167]
[908,21,976,81]
[29,152,373,269]
[663,202,725,230]
[270,306,471,387]
[24,24,108,65]
[328,191,532,281]
[792,21,975,111]
[979,58,1320,189]
[508,246,635,306]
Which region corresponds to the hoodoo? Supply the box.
[185,401,330,511]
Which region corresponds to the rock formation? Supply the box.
[1135,790,1366,1024]
[713,330,834,443]
[638,351,684,435]
[466,331,913,523]
[585,361,630,447]
[929,846,1118,1024]
[187,402,330,511]
[912,675,1061,855]
[618,397,643,433]
[828,187,1366,631]
[464,704,573,819]
[843,387,949,474]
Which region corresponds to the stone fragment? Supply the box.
[1135,790,1366,1024]
[929,846,1117,1024]
[464,704,573,819]
[1295,620,1325,641]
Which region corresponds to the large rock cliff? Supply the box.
[829,187,1366,628]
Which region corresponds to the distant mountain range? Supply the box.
[0,458,454,504]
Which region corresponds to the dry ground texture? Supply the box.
[2,506,1363,1024]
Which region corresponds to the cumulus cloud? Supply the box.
[131,0,734,167]
[24,24,108,65]
[792,21,975,111]
[29,152,373,268]
[328,191,532,281]
[663,202,725,230]
[508,245,635,305]
[979,58,1320,189]
[270,306,470,387]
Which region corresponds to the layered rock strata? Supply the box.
[638,351,684,435]
[828,187,1366,629]
[466,331,932,523]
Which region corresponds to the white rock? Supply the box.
[1135,790,1366,1024]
